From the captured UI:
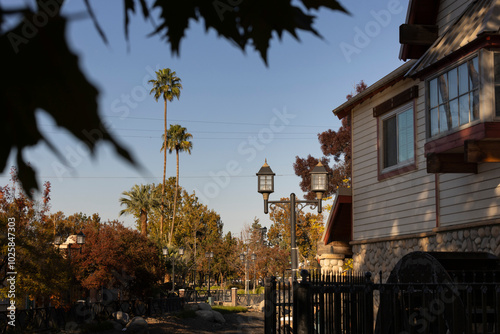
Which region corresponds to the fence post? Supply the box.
[295,270,312,334]
[364,272,374,334]
[265,276,277,334]
[231,287,237,307]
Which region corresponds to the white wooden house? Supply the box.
[320,0,500,278]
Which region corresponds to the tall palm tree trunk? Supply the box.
[140,209,148,237]
[170,149,180,244]
[161,99,167,241]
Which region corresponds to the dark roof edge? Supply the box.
[332,60,417,119]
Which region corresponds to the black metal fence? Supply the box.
[265,270,500,334]
[0,297,184,333]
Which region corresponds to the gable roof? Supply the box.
[399,0,440,61]
[407,0,500,77]
[332,60,416,119]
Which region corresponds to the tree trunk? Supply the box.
[140,209,148,237]
[161,98,167,241]
[170,149,179,246]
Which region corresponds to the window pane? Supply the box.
[397,109,414,163]
[429,78,438,107]
[439,105,449,132]
[430,107,439,136]
[469,57,479,90]
[495,54,500,83]
[458,63,468,95]
[449,99,459,128]
[495,54,500,116]
[448,68,458,99]
[383,116,397,168]
[459,95,469,125]
[495,86,500,117]
[438,73,448,104]
[471,91,479,121]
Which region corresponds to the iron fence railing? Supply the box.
[0,297,183,333]
[265,270,500,334]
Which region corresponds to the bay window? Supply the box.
[428,56,479,137]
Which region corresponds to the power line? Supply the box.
[102,115,329,128]
[0,174,297,179]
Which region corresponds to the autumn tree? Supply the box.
[0,168,73,308]
[294,80,367,199]
[238,219,289,284]
[72,219,161,299]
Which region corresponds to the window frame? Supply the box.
[378,101,417,180]
[426,54,481,139]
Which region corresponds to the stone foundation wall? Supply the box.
[351,223,500,283]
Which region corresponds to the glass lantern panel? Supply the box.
[311,174,327,191]
[259,175,273,191]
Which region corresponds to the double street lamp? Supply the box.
[257,160,328,277]
[163,246,184,293]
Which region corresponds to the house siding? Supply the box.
[436,0,471,35]
[439,164,500,226]
[351,79,437,241]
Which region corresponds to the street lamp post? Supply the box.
[257,160,328,278]
[205,251,213,297]
[240,252,250,295]
[178,247,184,288]
[251,253,257,293]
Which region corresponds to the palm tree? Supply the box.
[162,124,193,245]
[148,68,182,240]
[119,184,159,237]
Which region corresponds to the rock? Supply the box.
[478,228,485,238]
[126,316,148,334]
[212,311,226,323]
[196,310,215,322]
[198,302,212,311]
[184,303,199,311]
[112,311,129,326]
[110,320,123,331]
[492,226,500,238]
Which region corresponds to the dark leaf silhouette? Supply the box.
[0,13,135,196]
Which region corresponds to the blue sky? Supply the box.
[1,0,409,235]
